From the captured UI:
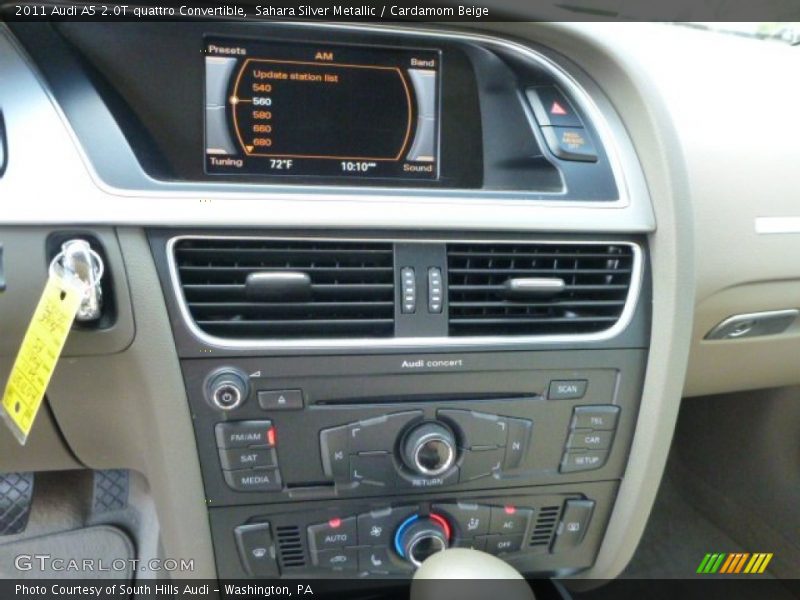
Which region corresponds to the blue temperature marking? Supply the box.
[393,514,419,558]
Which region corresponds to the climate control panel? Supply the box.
[209,485,613,579]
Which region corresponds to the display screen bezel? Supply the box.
[203,36,443,182]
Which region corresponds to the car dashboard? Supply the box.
[1,18,799,587]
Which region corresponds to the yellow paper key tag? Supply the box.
[1,273,82,445]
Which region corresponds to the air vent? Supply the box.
[447,242,636,336]
[529,505,561,550]
[173,238,395,339]
[275,525,306,568]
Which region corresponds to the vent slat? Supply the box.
[174,238,395,339]
[448,243,635,336]
[275,525,306,569]
[449,268,632,275]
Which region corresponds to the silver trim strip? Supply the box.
[755,217,800,234]
[166,235,644,350]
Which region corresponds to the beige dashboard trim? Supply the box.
[755,217,800,234]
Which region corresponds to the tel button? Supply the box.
[308,516,358,553]
[571,406,620,431]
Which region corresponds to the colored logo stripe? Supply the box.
[698,552,773,574]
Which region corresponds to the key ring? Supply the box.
[48,240,104,321]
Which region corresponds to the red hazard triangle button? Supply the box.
[550,100,568,116]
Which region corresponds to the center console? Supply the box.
[149,231,650,580]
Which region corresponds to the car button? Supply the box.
[566,430,614,451]
[223,468,282,492]
[552,499,595,552]
[489,506,533,536]
[548,380,588,400]
[308,516,358,553]
[571,406,620,431]
[560,450,608,473]
[215,421,275,449]
[541,126,598,162]
[432,502,490,538]
[234,522,278,576]
[257,389,303,410]
[526,87,583,128]
[315,548,358,571]
[219,447,277,470]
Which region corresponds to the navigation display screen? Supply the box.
[204,38,441,180]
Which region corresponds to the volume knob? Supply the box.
[205,368,250,411]
[402,422,456,477]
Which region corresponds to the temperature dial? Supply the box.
[394,514,451,567]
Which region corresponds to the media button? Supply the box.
[223,468,281,492]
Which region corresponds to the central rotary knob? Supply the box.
[402,421,457,477]
[394,514,451,567]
